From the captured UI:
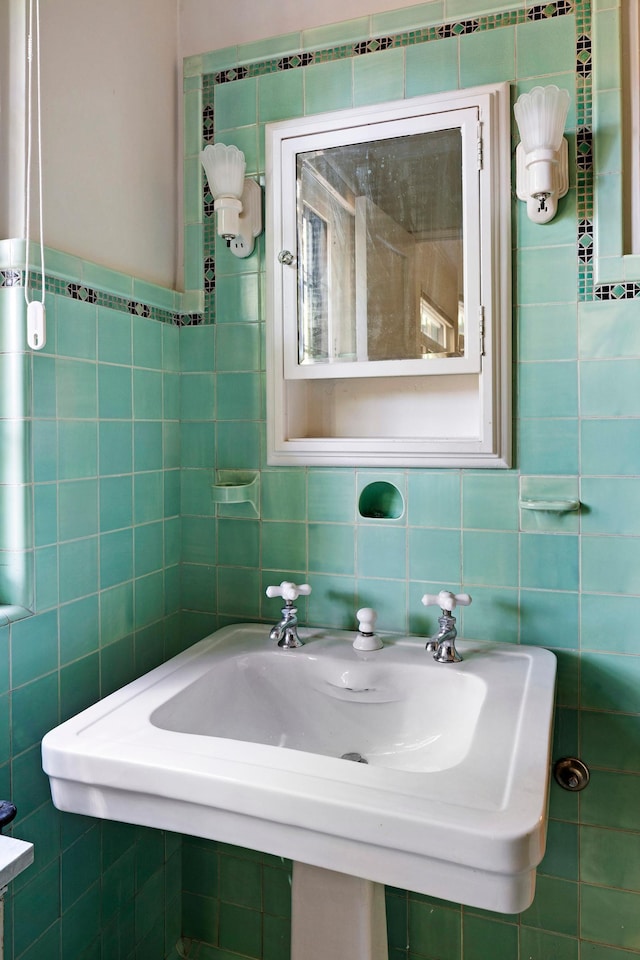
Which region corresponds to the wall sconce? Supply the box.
[201,143,262,258]
[514,85,570,224]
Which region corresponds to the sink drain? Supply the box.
[341,752,368,764]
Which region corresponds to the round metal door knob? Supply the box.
[554,757,590,791]
[278,249,296,266]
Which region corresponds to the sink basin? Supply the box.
[42,623,556,913]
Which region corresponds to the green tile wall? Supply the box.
[0,287,185,960]
[179,1,640,958]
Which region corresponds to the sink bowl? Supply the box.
[42,623,556,913]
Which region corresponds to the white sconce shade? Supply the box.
[514,85,570,224]
[201,143,262,258]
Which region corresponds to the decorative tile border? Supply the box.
[0,269,204,325]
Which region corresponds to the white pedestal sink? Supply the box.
[42,622,556,932]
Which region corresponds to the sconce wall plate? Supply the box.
[201,143,263,258]
[515,136,569,224]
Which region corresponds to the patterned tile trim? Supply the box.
[206,0,573,86]
[0,270,204,325]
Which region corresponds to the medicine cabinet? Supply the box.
[266,82,512,467]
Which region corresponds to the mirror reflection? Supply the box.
[296,128,465,368]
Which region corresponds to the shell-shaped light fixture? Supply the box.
[514,85,570,224]
[200,144,262,258]
[513,85,570,153]
[201,143,246,199]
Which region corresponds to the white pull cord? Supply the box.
[24,0,46,350]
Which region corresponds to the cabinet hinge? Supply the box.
[477,124,484,171]
[479,305,486,356]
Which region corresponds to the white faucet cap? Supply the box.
[266,581,312,602]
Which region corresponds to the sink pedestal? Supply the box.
[291,862,388,960]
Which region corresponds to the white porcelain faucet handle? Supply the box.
[421,590,472,612]
[265,581,312,602]
[356,608,378,634]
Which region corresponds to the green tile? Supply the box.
[133,421,163,472]
[305,59,354,115]
[100,582,134,646]
[460,26,516,86]
[62,825,101,910]
[519,927,578,960]
[308,470,355,523]
[302,18,369,50]
[259,70,304,123]
[133,316,163,370]
[581,709,640,772]
[580,360,640,416]
[581,825,640,891]
[263,913,290,960]
[581,651,640,714]
[59,536,98,602]
[135,522,164,577]
[261,470,306,521]
[58,420,98,480]
[12,671,59,754]
[456,585,519,644]
[183,837,219,896]
[373,1,444,31]
[215,323,261,372]
[215,76,257,131]
[407,470,460,529]
[263,863,291,918]
[59,595,99,665]
[216,421,261,470]
[134,570,164,628]
[353,47,405,106]
[239,32,301,64]
[520,588,578,647]
[183,891,219,945]
[306,573,356,628]
[218,518,260,567]
[34,545,59,610]
[10,609,58,686]
[521,534,578,591]
[98,423,133,484]
[462,530,518,587]
[308,523,355,575]
[215,273,260,323]
[356,576,407,633]
[408,527,461,583]
[520,875,578,936]
[13,860,61,957]
[518,419,579,475]
[218,900,263,956]
[56,358,97,419]
[219,853,262,909]
[181,422,216,468]
[216,371,262,420]
[462,473,518,530]
[581,767,640,833]
[98,363,132,419]
[182,517,217,565]
[181,373,216,420]
[32,353,57,419]
[463,915,518,960]
[100,529,133,589]
[216,126,260,176]
[516,16,576,80]
[56,296,97,360]
[180,325,215,373]
[582,477,640,535]
[539,820,578,881]
[579,298,640,359]
[216,567,258,619]
[356,525,407,579]
[582,535,640,595]
[58,479,98,542]
[99,475,133,532]
[518,362,578,418]
[408,899,461,959]
[580,884,640,950]
[516,247,576,305]
[262,521,306,572]
[133,368,163,420]
[518,304,577,363]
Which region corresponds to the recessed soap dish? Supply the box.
[519,498,580,513]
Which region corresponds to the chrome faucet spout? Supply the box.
[426,612,462,663]
[270,603,304,649]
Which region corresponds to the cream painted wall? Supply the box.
[179,0,423,56]
[2,0,179,288]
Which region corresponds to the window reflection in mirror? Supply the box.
[296,128,464,367]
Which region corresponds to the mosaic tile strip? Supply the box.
[1,270,201,325]
[197,0,639,303]
[206,0,572,86]
[595,282,640,299]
